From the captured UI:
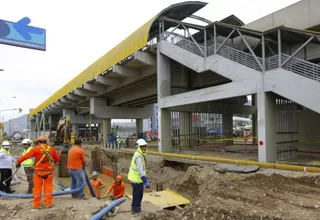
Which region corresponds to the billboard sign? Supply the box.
[0,17,46,51]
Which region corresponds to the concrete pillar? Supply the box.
[72,124,78,137]
[252,95,258,144]
[157,41,172,152]
[158,109,172,152]
[102,119,111,147]
[179,112,192,147]
[257,92,277,162]
[222,113,233,145]
[29,120,36,139]
[136,119,143,136]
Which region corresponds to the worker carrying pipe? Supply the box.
[16,136,60,209]
[128,139,152,217]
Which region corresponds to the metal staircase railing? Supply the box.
[164,32,320,82]
[265,54,320,82]
[207,44,262,71]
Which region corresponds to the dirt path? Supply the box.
[1,147,319,220]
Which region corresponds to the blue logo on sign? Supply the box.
[0,17,46,51]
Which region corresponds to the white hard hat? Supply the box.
[136,139,147,147]
[22,138,31,145]
[92,171,98,176]
[2,141,10,148]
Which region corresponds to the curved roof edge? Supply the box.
[29,1,207,118]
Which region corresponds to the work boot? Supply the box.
[131,212,141,217]
[79,195,89,200]
[46,205,55,209]
[7,189,15,194]
[31,207,41,210]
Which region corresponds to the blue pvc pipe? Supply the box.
[0,187,81,198]
[83,169,96,198]
[90,197,126,220]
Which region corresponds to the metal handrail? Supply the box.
[208,44,262,71]
[164,32,206,57]
[265,54,320,82]
[282,54,320,82]
[163,32,320,81]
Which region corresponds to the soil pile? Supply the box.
[146,163,320,220]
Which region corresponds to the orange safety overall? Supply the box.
[17,144,60,208]
[33,145,55,208]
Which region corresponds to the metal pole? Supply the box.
[89,113,92,145]
[281,36,314,67]
[42,113,45,136]
[204,28,207,57]
[278,29,281,67]
[213,24,217,54]
[262,35,266,72]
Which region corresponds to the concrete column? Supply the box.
[257,92,277,162]
[72,124,78,138]
[251,95,258,144]
[222,113,233,145]
[29,120,36,139]
[158,109,172,152]
[136,119,143,136]
[151,104,158,133]
[102,119,111,147]
[179,112,192,147]
[157,41,172,152]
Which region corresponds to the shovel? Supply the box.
[2,167,20,185]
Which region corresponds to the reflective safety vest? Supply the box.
[128,151,146,183]
[22,147,34,167]
[0,148,9,155]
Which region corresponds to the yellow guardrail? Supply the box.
[121,149,320,173]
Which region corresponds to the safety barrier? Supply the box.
[121,149,320,173]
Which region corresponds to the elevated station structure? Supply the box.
[29,0,320,163]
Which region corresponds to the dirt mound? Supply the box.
[242,174,320,194]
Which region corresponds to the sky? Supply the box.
[0,0,300,122]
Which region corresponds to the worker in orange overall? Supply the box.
[102,175,125,200]
[88,171,106,199]
[16,136,60,209]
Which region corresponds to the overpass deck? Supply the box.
[28,1,207,118]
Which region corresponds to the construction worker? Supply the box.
[21,138,34,194]
[88,171,105,199]
[128,139,152,216]
[67,138,87,199]
[116,136,120,150]
[16,136,60,209]
[0,141,15,193]
[102,175,125,200]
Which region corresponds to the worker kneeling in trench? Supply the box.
[101,174,125,216]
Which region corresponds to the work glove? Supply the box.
[16,163,21,169]
[141,176,150,189]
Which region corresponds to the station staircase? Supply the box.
[159,34,320,114]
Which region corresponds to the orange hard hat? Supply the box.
[116,175,122,181]
[35,136,47,143]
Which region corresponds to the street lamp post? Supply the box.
[77,107,92,144]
